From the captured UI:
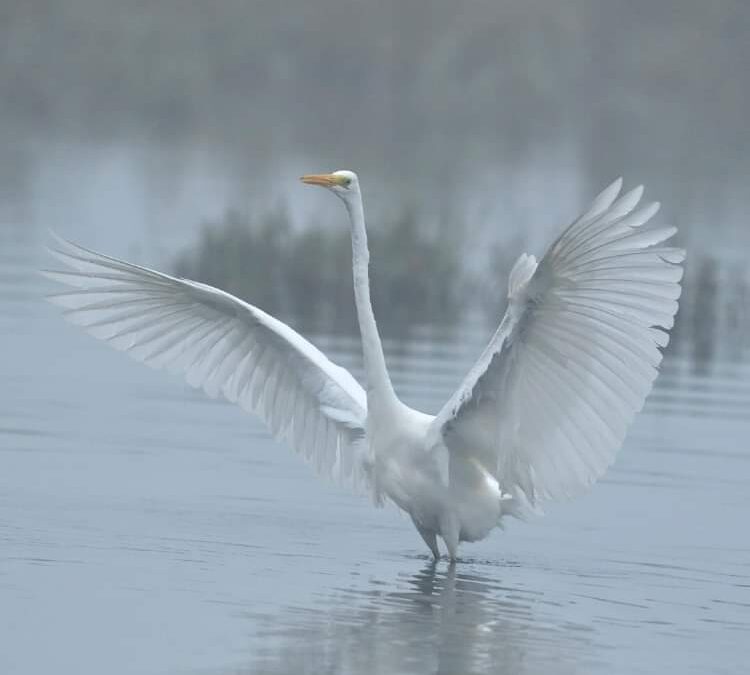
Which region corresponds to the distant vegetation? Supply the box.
[4,0,749,366]
[174,207,467,339]
[174,210,750,369]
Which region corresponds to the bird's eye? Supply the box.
[343,178,352,188]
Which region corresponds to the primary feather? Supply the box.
[430,178,685,505]
[45,233,368,489]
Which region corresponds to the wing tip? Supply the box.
[667,247,687,265]
[45,230,86,269]
[46,229,73,253]
[599,176,624,204]
[39,268,70,285]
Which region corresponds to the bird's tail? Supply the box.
[497,487,543,528]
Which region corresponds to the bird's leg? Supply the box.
[440,513,460,562]
[411,516,440,560]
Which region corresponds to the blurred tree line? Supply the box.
[174,208,750,368]
[174,207,466,339]
[2,0,748,364]
[670,256,750,370]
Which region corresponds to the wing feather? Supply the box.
[45,234,368,490]
[430,180,684,504]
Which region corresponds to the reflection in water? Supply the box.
[249,563,593,675]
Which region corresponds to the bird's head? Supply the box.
[300,169,360,204]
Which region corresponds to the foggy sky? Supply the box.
[1,0,749,250]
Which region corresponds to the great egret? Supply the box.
[46,170,684,560]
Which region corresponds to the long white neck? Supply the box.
[344,193,398,413]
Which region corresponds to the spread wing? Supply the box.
[45,234,369,489]
[430,179,684,504]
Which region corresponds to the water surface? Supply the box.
[1,225,749,675]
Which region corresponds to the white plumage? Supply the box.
[47,171,684,560]
[45,234,369,488]
[430,178,683,506]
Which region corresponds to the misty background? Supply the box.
[2,1,749,363]
[3,4,750,675]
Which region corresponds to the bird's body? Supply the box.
[364,402,508,558]
[47,170,684,560]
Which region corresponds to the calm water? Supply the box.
[2,224,749,675]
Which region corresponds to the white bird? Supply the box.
[46,170,684,560]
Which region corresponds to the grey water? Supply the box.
[2,225,749,675]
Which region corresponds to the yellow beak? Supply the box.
[300,173,345,188]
